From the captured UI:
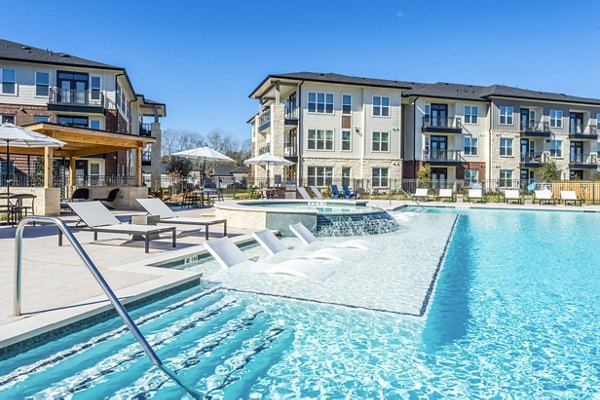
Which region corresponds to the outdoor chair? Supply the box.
[330,184,341,199]
[504,189,522,204]
[437,188,454,202]
[289,222,373,250]
[534,189,557,205]
[182,191,201,208]
[7,193,36,225]
[93,188,120,209]
[67,201,176,253]
[204,237,334,282]
[296,187,312,200]
[309,186,324,199]
[468,189,484,203]
[412,188,430,201]
[560,191,582,206]
[342,184,357,199]
[137,198,227,239]
[252,229,360,262]
[61,187,89,211]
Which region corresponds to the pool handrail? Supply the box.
[14,215,202,399]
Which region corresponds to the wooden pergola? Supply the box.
[0,122,156,188]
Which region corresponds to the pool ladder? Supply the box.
[13,216,203,399]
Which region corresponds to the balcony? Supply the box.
[258,143,271,155]
[569,124,598,140]
[569,153,598,169]
[284,106,298,126]
[520,121,551,137]
[283,142,298,161]
[422,149,462,164]
[520,152,548,167]
[422,116,462,134]
[139,123,153,137]
[48,87,105,114]
[258,110,271,132]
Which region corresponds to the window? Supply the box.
[464,169,479,186]
[596,113,600,130]
[373,96,390,117]
[341,129,351,151]
[372,167,389,187]
[35,71,49,96]
[34,115,49,123]
[1,114,15,124]
[342,167,351,184]
[90,76,101,100]
[464,105,478,124]
[116,82,122,109]
[499,138,513,156]
[308,92,333,114]
[499,106,513,125]
[57,115,88,128]
[550,140,562,157]
[499,170,513,188]
[550,110,563,128]
[1,68,16,94]
[372,131,389,152]
[307,166,333,186]
[90,119,101,130]
[464,136,478,155]
[307,129,334,150]
[342,94,352,115]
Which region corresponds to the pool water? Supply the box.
[1,209,599,398]
[242,200,384,214]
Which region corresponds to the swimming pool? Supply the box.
[1,208,598,397]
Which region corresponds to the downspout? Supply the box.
[297,81,304,184]
[413,96,420,178]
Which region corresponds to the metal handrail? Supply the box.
[14,215,201,399]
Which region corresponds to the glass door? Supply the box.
[570,112,584,134]
[57,71,88,104]
[430,136,448,160]
[430,104,448,128]
[431,168,448,189]
[570,141,584,163]
[520,109,530,130]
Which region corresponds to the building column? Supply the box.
[275,81,281,104]
[136,147,143,186]
[69,157,76,191]
[44,147,53,188]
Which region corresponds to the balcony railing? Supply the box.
[258,110,271,129]
[49,87,104,107]
[284,106,298,119]
[569,124,597,138]
[258,143,270,155]
[139,123,153,137]
[422,116,462,132]
[520,152,548,164]
[520,120,550,133]
[569,153,598,165]
[284,143,297,157]
[422,149,462,162]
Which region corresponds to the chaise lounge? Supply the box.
[412,188,430,202]
[560,190,582,206]
[289,222,373,250]
[297,187,312,200]
[436,188,454,202]
[535,189,557,205]
[504,189,522,204]
[310,186,324,199]
[468,189,484,203]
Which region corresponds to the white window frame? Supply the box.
[372,131,390,152]
[342,94,352,115]
[90,74,102,101]
[499,106,513,125]
[341,129,352,151]
[307,129,334,151]
[549,140,562,158]
[499,138,513,156]
[307,166,333,186]
[341,167,351,183]
[372,167,389,187]
[1,67,17,95]
[372,96,390,117]
[499,169,513,188]
[464,105,478,124]
[307,92,334,114]
[550,110,563,128]
[464,136,478,155]
[34,70,50,97]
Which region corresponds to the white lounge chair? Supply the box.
[296,187,312,200]
[560,191,582,206]
[535,189,557,205]
[67,201,176,253]
[437,188,454,202]
[203,237,334,282]
[504,189,522,204]
[309,186,324,199]
[136,198,226,239]
[412,188,430,201]
[468,189,484,203]
[289,222,373,250]
[252,229,360,262]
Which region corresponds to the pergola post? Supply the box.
[43,147,53,189]
[69,157,76,191]
[136,147,142,186]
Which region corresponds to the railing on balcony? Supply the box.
[258,110,271,129]
[569,124,597,137]
[258,143,270,155]
[422,149,462,162]
[284,106,298,119]
[284,142,297,157]
[422,116,462,131]
[520,152,547,164]
[520,120,550,133]
[569,122,584,135]
[49,87,104,107]
[139,123,153,137]
[570,153,598,165]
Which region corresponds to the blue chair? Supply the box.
[342,184,357,199]
[330,184,341,199]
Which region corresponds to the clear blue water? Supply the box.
[1,209,599,398]
[240,200,383,214]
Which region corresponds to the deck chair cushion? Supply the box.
[68,201,121,227]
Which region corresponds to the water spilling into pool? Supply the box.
[316,211,400,236]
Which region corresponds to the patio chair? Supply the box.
[412,188,430,201]
[136,198,227,239]
[297,187,312,200]
[534,189,557,205]
[309,186,324,199]
[93,188,120,209]
[437,188,454,202]
[560,191,582,206]
[468,189,484,203]
[204,237,334,282]
[67,201,176,253]
[252,229,360,262]
[60,187,89,211]
[330,184,341,199]
[342,184,357,199]
[504,189,522,204]
[289,222,373,250]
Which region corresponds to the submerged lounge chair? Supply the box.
[204,237,334,282]
[289,222,373,250]
[310,186,324,199]
[252,229,360,262]
[67,201,176,253]
[468,189,484,203]
[535,189,557,205]
[297,187,312,200]
[136,198,226,239]
[412,188,430,201]
[437,188,454,202]
[560,190,582,206]
[504,189,522,204]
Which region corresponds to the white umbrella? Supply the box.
[244,152,294,187]
[0,123,66,194]
[171,146,235,184]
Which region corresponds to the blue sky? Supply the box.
[2,1,600,141]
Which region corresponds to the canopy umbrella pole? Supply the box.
[6,140,10,195]
[266,161,270,188]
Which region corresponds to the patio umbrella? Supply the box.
[0,123,65,194]
[171,146,235,184]
[244,152,294,187]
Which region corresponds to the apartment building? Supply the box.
[248,72,600,188]
[0,39,166,186]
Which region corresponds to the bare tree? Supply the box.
[161,129,205,155]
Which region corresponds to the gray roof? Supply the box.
[479,84,600,105]
[403,82,487,101]
[0,39,122,70]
